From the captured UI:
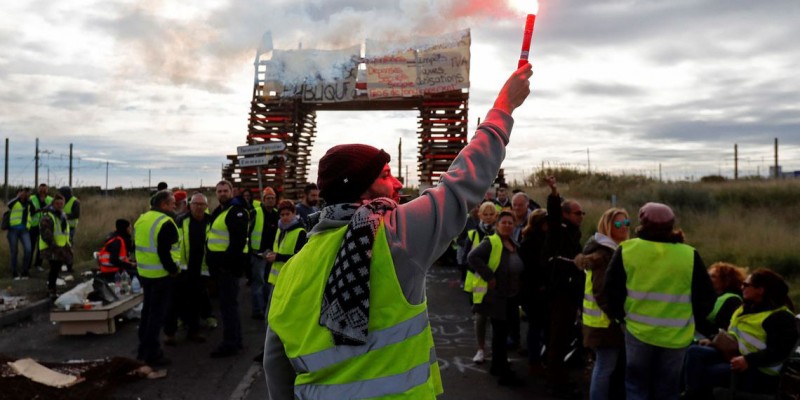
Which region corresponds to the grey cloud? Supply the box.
[50,90,99,108]
[573,81,646,97]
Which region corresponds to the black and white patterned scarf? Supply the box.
[318,197,397,346]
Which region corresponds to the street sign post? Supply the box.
[237,142,287,193]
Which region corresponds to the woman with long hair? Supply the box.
[464,201,498,364]
[696,262,748,338]
[575,208,629,400]
[683,268,798,398]
[518,208,548,373]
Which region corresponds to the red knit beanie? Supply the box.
[317,144,390,204]
[173,190,188,203]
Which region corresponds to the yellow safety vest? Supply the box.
[472,234,502,304]
[207,207,249,253]
[30,195,52,226]
[38,211,70,251]
[462,229,482,293]
[267,226,306,285]
[583,268,612,328]
[729,305,793,376]
[622,238,695,348]
[64,197,79,229]
[268,223,442,399]
[250,206,277,253]
[179,216,209,276]
[9,200,30,229]
[707,292,742,323]
[134,210,180,279]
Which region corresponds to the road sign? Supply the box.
[237,142,286,156]
[239,156,270,167]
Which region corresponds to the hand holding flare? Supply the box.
[512,0,540,68]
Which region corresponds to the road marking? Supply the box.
[229,364,263,400]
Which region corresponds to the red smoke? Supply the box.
[451,0,519,19]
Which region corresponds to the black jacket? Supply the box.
[543,194,583,305]
[206,197,249,276]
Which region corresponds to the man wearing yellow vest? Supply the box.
[264,64,533,399]
[249,187,279,320]
[207,180,250,358]
[134,190,180,367]
[58,186,80,273]
[29,183,53,272]
[600,202,715,400]
[164,193,210,345]
[5,188,34,280]
[39,193,72,298]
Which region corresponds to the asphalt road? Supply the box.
[0,265,584,399]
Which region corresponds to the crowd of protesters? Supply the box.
[458,179,799,399]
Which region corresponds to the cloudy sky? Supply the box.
[2,0,799,191]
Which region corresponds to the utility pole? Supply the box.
[734,144,738,180]
[148,169,151,188]
[398,138,402,183]
[586,148,591,175]
[35,138,39,187]
[4,138,8,202]
[774,138,779,179]
[105,161,109,196]
[659,163,662,183]
[68,143,73,187]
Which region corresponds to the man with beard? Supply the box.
[206,180,250,357]
[295,183,320,230]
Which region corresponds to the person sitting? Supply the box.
[696,262,747,338]
[97,219,136,281]
[683,268,799,398]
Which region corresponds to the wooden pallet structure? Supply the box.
[223,31,472,200]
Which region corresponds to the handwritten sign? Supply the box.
[262,46,360,103]
[366,30,471,99]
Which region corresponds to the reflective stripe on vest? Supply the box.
[64,197,78,229]
[463,229,480,293]
[472,234,502,304]
[583,269,611,328]
[707,292,742,323]
[134,211,180,278]
[207,207,249,253]
[38,212,70,251]
[250,206,265,252]
[98,236,130,273]
[267,226,305,285]
[728,305,792,376]
[29,195,52,226]
[9,201,29,229]
[180,217,209,275]
[268,223,442,399]
[622,238,696,348]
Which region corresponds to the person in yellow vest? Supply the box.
[695,262,747,338]
[467,211,525,386]
[573,207,629,400]
[134,190,180,367]
[264,64,533,399]
[265,199,307,289]
[164,194,209,345]
[493,183,511,212]
[5,188,34,280]
[39,193,72,298]
[96,219,136,281]
[206,180,250,358]
[683,268,798,398]
[29,183,53,272]
[249,187,279,320]
[58,186,80,273]
[463,201,496,364]
[600,202,715,400]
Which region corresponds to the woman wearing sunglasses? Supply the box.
[683,268,797,398]
[574,208,630,400]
